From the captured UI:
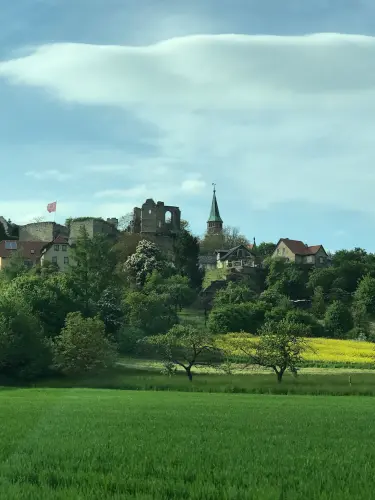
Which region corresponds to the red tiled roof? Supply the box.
[0,240,48,262]
[278,238,325,256]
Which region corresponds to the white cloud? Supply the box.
[94,185,148,199]
[1,34,375,111]
[181,179,206,194]
[25,169,73,181]
[2,33,375,217]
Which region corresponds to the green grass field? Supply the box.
[0,389,375,499]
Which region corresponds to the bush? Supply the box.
[53,312,117,375]
[324,300,353,339]
[0,297,52,380]
[208,302,266,334]
[286,309,325,338]
[117,325,145,355]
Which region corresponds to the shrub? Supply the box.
[0,297,52,380]
[324,300,353,339]
[117,325,145,355]
[53,312,117,375]
[208,302,266,334]
[286,309,325,338]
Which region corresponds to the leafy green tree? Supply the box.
[4,273,76,338]
[265,258,288,288]
[124,291,178,335]
[144,272,196,311]
[1,250,28,281]
[0,296,52,379]
[354,275,375,315]
[208,301,266,334]
[351,301,370,339]
[324,300,353,338]
[311,286,325,319]
[53,312,116,375]
[285,309,325,338]
[67,227,117,315]
[145,324,221,381]
[213,282,256,307]
[228,319,309,382]
[124,239,166,287]
[173,229,203,289]
[97,286,124,335]
[307,267,338,295]
[255,242,277,259]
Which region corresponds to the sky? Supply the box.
[1,0,375,251]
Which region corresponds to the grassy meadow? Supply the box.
[0,389,375,499]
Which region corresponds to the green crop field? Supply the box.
[0,389,375,499]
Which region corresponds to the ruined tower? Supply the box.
[207,183,223,234]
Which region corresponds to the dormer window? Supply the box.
[62,245,67,251]
[54,244,59,251]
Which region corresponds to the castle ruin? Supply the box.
[130,199,181,236]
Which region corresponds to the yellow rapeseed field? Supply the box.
[215,334,375,365]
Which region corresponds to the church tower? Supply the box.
[207,183,223,234]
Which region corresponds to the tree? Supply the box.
[311,286,325,319]
[160,275,196,311]
[53,312,117,375]
[97,286,124,336]
[124,290,178,335]
[213,282,256,307]
[307,267,338,295]
[255,242,276,259]
[228,319,309,382]
[4,273,76,338]
[67,227,117,315]
[0,296,52,379]
[199,225,250,255]
[124,239,166,287]
[1,250,28,281]
[324,301,353,338]
[145,324,221,381]
[354,275,375,315]
[351,301,370,339]
[208,301,266,334]
[173,229,203,289]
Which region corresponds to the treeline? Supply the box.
[208,248,375,341]
[1,220,375,382]
[0,226,202,380]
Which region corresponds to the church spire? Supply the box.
[207,183,223,234]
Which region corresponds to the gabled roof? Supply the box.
[276,238,327,256]
[0,240,47,261]
[219,244,255,261]
[41,235,70,254]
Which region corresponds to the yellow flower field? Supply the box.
[215,334,375,366]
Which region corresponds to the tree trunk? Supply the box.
[186,367,193,382]
[276,369,284,383]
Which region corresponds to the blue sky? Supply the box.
[1,0,375,251]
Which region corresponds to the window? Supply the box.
[64,257,69,264]
[282,247,285,255]
[306,255,314,263]
[319,256,324,264]
[24,260,32,268]
[52,256,57,264]
[5,241,17,250]
[62,245,67,251]
[276,248,280,254]
[54,244,59,251]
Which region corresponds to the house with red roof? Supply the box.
[272,238,329,267]
[0,240,47,270]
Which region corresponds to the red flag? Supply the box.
[47,201,57,213]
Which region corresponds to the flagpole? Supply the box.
[54,200,57,224]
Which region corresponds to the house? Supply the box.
[40,235,71,272]
[198,255,217,271]
[216,244,256,270]
[272,238,328,267]
[0,240,47,270]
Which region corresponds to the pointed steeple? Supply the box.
[207,183,223,234]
